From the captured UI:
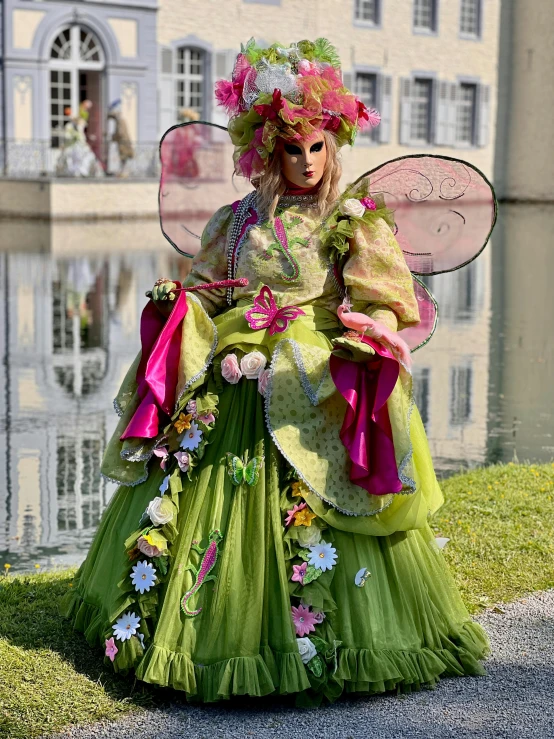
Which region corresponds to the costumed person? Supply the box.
[63,39,496,705]
[160,107,202,179]
[56,101,105,178]
[108,100,135,178]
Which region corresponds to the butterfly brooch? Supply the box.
[245,285,305,336]
[226,452,265,487]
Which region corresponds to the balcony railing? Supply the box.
[0,139,161,179]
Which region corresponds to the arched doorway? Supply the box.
[49,25,105,161]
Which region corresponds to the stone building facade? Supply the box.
[157,0,500,179]
[1,0,500,178]
[1,0,158,173]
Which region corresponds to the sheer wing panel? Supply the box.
[159,122,253,258]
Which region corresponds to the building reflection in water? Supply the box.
[0,204,552,571]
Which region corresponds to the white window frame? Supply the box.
[409,77,434,145]
[413,0,439,34]
[455,81,478,147]
[175,46,206,119]
[353,0,381,27]
[49,25,105,148]
[449,364,473,427]
[459,0,482,39]
[354,70,379,144]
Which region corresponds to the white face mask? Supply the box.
[280,133,327,188]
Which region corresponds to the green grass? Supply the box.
[434,462,554,612]
[0,570,162,739]
[0,463,553,737]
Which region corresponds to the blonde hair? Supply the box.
[255,130,342,222]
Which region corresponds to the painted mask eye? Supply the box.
[310,142,324,153]
[284,143,302,155]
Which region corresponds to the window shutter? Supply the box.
[429,78,438,144]
[434,80,450,146]
[476,83,490,147]
[159,46,175,136]
[399,78,412,145]
[378,74,392,144]
[215,49,236,79]
[448,82,459,146]
[342,71,353,92]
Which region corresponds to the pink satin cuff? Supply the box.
[330,336,402,496]
[121,287,188,440]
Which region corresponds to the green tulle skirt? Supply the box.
[62,377,489,705]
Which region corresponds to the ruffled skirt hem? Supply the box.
[61,589,488,704]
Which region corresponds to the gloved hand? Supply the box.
[337,304,412,369]
[150,279,177,302]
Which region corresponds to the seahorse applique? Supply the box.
[180,529,223,617]
[263,215,309,283]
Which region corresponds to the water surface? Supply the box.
[0,202,551,572]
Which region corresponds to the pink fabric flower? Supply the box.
[291,562,307,585]
[314,611,326,624]
[258,369,271,397]
[185,400,198,417]
[137,536,162,558]
[221,353,242,384]
[360,196,377,211]
[152,445,169,470]
[105,637,118,662]
[175,451,190,472]
[285,502,307,527]
[198,412,215,425]
[291,604,317,637]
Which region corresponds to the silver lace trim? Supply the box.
[226,191,259,305]
[263,339,393,518]
[113,396,125,417]
[101,468,149,489]
[175,293,219,407]
[396,384,417,492]
[272,338,331,407]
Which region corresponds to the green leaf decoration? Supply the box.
[153,556,169,576]
[312,38,341,69]
[302,564,323,585]
[306,654,325,677]
[297,548,312,562]
[310,636,328,654]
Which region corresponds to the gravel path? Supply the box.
[50,591,554,739]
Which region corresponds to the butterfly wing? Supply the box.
[397,276,438,352]
[226,453,244,485]
[244,456,264,486]
[159,121,253,258]
[245,286,278,331]
[345,154,497,276]
[341,155,496,351]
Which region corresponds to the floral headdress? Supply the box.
[215,38,380,179]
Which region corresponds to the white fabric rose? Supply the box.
[145,495,174,526]
[221,353,242,384]
[339,198,366,219]
[296,637,317,665]
[258,369,271,397]
[297,525,322,547]
[240,351,267,380]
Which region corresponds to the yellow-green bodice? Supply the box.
[184,202,420,332]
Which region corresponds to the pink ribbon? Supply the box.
[121,286,188,440]
[330,336,402,496]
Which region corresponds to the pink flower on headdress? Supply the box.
[254,89,285,121]
[297,59,319,76]
[215,54,251,116]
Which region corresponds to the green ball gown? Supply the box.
[62,194,488,705]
